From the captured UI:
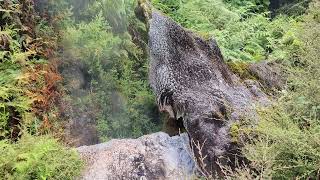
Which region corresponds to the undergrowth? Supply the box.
[153,0,303,62]
[55,0,162,141]
[0,1,83,179]
[242,2,320,178]
[220,1,320,179]
[0,134,83,180]
[0,0,64,139]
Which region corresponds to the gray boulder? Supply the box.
[77,132,195,180]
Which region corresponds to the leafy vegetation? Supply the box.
[0,0,65,138]
[1,0,319,179]
[55,0,161,141]
[237,2,320,178]
[0,134,83,180]
[0,1,83,179]
[153,0,301,62]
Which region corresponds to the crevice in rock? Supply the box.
[163,116,186,136]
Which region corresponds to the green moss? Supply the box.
[227,61,256,80]
[137,0,152,25]
[230,123,240,143]
[197,32,212,41]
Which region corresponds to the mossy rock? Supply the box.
[229,120,254,144]
[230,123,240,143]
[227,61,256,80]
[135,0,152,27]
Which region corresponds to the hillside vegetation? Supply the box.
[0,0,319,179]
[0,0,83,179]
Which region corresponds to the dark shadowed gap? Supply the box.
[163,116,186,136]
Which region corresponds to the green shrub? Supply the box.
[0,134,83,180]
[242,107,320,179]
[226,1,320,179]
[0,10,35,138]
[224,0,270,14]
[275,0,311,17]
[152,0,301,62]
[60,0,161,141]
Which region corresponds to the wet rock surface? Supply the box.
[77,132,195,180]
[148,10,269,175]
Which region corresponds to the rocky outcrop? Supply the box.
[77,132,195,179]
[148,10,269,176]
[248,61,285,90]
[76,1,275,178]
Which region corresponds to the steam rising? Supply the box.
[34,0,161,146]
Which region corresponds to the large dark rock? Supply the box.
[148,10,269,176]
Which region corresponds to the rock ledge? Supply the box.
[77,132,195,180]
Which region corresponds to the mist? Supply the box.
[33,0,162,146]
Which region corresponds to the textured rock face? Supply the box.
[248,61,285,90]
[148,11,269,175]
[77,132,195,179]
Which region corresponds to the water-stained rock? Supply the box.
[148,10,269,175]
[77,132,195,180]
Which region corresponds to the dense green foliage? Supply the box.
[153,0,301,62]
[56,0,161,141]
[0,0,37,139]
[239,2,320,178]
[0,134,83,179]
[0,1,83,179]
